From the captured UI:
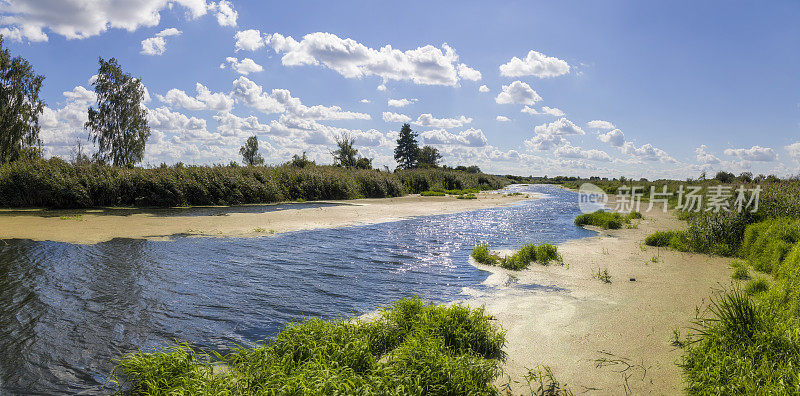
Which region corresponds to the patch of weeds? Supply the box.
[671,329,685,348]
[521,365,573,396]
[574,210,642,230]
[594,268,612,283]
[745,277,769,295]
[420,190,446,197]
[59,214,84,221]
[457,193,478,200]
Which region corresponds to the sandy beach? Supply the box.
[0,191,528,244]
[464,204,732,394]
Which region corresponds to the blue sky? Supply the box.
[2,0,799,178]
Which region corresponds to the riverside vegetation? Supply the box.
[0,157,509,208]
[472,242,561,270]
[574,210,642,230]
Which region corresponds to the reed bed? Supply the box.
[0,158,509,208]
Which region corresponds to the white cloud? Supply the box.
[724,146,777,162]
[264,32,477,86]
[209,0,237,27]
[213,112,270,137]
[234,29,265,51]
[521,106,539,115]
[499,50,570,78]
[360,99,370,103]
[377,83,387,91]
[533,118,585,136]
[140,28,181,56]
[231,76,370,120]
[267,115,385,147]
[598,128,625,147]
[786,142,800,162]
[622,142,676,163]
[541,106,565,117]
[524,134,566,151]
[420,128,487,147]
[457,64,482,81]
[382,112,411,123]
[495,80,542,105]
[496,115,510,122]
[695,145,720,164]
[478,85,489,93]
[0,0,209,42]
[413,113,472,129]
[387,98,417,107]
[587,120,615,130]
[555,144,612,162]
[224,57,263,75]
[159,83,235,112]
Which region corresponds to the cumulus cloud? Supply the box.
[413,113,472,129]
[499,50,570,78]
[724,145,777,162]
[140,28,182,56]
[524,134,566,151]
[786,142,800,162]
[208,0,237,27]
[478,85,489,93]
[382,112,411,123]
[495,81,542,105]
[231,76,371,120]
[38,86,97,155]
[457,64,482,81]
[598,128,625,147]
[360,99,370,103]
[234,29,265,51]
[533,118,585,136]
[267,115,386,147]
[622,142,676,163]
[587,120,615,130]
[420,128,487,147]
[496,115,510,122]
[541,106,564,117]
[555,144,612,162]
[695,145,720,164]
[158,83,235,112]
[0,0,216,42]
[223,57,264,75]
[263,32,478,86]
[213,112,270,137]
[388,98,417,107]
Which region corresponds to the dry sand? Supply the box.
[0,191,527,244]
[461,205,733,395]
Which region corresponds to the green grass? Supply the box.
[114,297,506,395]
[420,190,446,196]
[731,266,750,280]
[745,278,770,295]
[456,193,477,200]
[0,157,510,208]
[574,210,642,230]
[594,268,611,283]
[644,230,684,247]
[472,242,561,270]
[58,214,83,221]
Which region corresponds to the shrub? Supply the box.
[420,190,446,196]
[471,244,498,265]
[456,193,477,200]
[535,244,560,264]
[644,230,685,247]
[574,210,640,230]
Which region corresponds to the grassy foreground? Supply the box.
[0,158,509,208]
[114,298,507,395]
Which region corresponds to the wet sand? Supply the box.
[462,205,732,394]
[0,192,528,244]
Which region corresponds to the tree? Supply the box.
[0,35,45,163]
[240,135,264,165]
[289,151,314,168]
[85,57,150,166]
[355,157,372,169]
[417,146,441,168]
[394,123,419,169]
[332,132,358,168]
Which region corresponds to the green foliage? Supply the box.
[417,145,442,168]
[115,297,506,395]
[644,230,685,247]
[394,123,419,170]
[288,151,314,168]
[472,242,561,270]
[731,266,750,280]
[0,35,45,164]
[394,168,508,193]
[239,136,264,166]
[740,218,800,273]
[594,268,611,283]
[745,278,770,295]
[456,193,477,200]
[574,210,641,230]
[331,132,360,168]
[0,159,508,208]
[85,57,150,166]
[420,190,446,196]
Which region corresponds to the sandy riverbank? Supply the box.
[0,191,528,244]
[462,206,733,394]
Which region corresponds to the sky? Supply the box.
[1,0,799,178]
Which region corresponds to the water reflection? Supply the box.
[0,184,593,394]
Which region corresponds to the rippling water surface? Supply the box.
[0,184,593,394]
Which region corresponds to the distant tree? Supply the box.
[0,35,45,163]
[417,146,442,168]
[85,57,150,166]
[394,123,419,169]
[455,165,481,174]
[332,132,358,168]
[714,171,735,183]
[355,157,373,170]
[239,135,264,165]
[289,151,314,168]
[738,172,753,183]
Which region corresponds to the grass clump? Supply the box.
[457,193,477,200]
[574,210,642,230]
[420,190,446,196]
[115,297,506,395]
[594,268,611,283]
[472,242,561,270]
[644,230,684,247]
[731,266,750,280]
[745,278,770,295]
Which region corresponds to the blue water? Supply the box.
[0,184,593,394]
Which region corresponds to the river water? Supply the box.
[0,184,594,394]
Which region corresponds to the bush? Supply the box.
[456,193,477,200]
[644,230,685,247]
[471,244,498,265]
[420,190,446,196]
[474,242,560,270]
[574,210,641,230]
[115,297,506,394]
